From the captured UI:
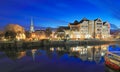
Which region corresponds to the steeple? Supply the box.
[30,17,34,33]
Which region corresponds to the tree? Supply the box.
[56,27,65,40]
[57,33,65,39]
[25,31,31,38]
[0,31,4,40]
[56,27,64,32]
[45,27,52,38]
[5,24,25,33]
[4,24,25,40]
[0,31,4,37]
[65,34,70,40]
[5,31,16,40]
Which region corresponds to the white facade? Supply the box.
[65,18,110,40]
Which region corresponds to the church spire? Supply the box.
[30,17,34,33]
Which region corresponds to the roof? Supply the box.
[79,17,89,23]
[69,20,79,25]
[59,26,70,30]
[69,18,89,25]
[103,22,109,25]
[69,23,79,25]
[56,26,70,32]
[94,18,102,22]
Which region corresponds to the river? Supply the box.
[0,44,119,72]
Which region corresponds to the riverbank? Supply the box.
[0,40,119,49]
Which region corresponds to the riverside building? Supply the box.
[57,18,110,40]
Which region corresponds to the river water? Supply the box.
[0,44,119,72]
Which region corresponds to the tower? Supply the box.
[30,18,35,33]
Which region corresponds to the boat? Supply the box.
[104,45,120,70]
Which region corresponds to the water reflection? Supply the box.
[49,45,108,63]
[0,44,118,72]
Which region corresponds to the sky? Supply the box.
[0,0,120,28]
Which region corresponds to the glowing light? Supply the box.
[101,52,105,56]
[50,48,54,51]
[16,33,26,41]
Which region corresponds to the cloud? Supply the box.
[86,0,120,20]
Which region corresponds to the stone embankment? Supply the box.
[0,40,119,49]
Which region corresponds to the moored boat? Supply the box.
[104,45,120,70]
[105,52,120,70]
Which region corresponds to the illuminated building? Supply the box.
[30,18,35,33]
[29,30,47,40]
[34,30,46,40]
[57,18,110,40]
[16,33,26,41]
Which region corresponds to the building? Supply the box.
[28,30,47,40]
[16,33,26,41]
[34,30,46,40]
[30,18,35,33]
[55,26,70,40]
[58,18,110,40]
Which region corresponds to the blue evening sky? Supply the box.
[0,0,120,28]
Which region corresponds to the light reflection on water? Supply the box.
[0,44,118,72]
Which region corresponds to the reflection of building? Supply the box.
[50,45,108,63]
[17,51,26,59]
[57,18,110,40]
[4,49,26,60]
[31,49,37,61]
[26,49,37,61]
[69,45,108,63]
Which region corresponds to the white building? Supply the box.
[57,18,111,40]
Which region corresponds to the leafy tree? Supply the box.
[56,27,65,40]
[5,31,16,40]
[0,31,4,37]
[25,31,31,38]
[56,27,64,32]
[45,27,52,38]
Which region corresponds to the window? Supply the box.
[97,29,101,31]
[97,23,102,25]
